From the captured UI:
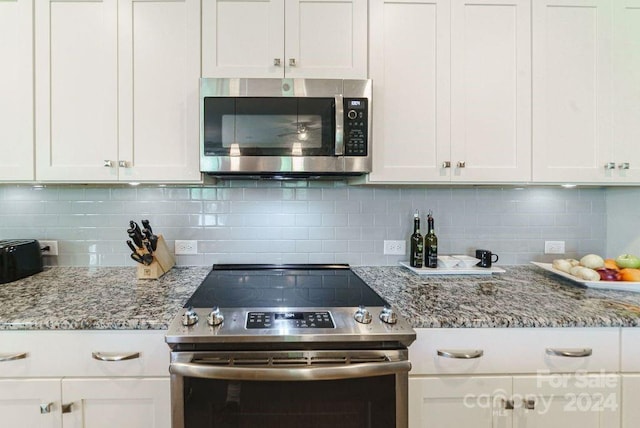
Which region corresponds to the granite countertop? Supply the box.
[0,266,211,330]
[354,265,640,328]
[1,265,640,331]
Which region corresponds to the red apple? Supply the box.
[596,268,622,281]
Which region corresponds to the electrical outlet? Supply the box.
[40,240,59,256]
[384,240,406,255]
[175,240,198,255]
[544,240,565,254]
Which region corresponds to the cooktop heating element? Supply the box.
[166,264,415,349]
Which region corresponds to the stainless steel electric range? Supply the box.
[166,264,416,428]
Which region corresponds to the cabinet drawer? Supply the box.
[409,328,619,375]
[621,328,640,372]
[0,330,169,378]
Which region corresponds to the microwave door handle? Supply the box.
[334,94,344,155]
[169,360,411,382]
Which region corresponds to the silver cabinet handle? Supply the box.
[118,160,129,168]
[40,403,52,414]
[457,161,466,168]
[545,348,592,358]
[289,58,296,67]
[437,349,484,359]
[0,352,28,362]
[619,162,630,170]
[92,351,140,362]
[62,403,72,414]
[605,162,616,169]
[104,160,113,167]
[273,58,281,66]
[442,161,451,168]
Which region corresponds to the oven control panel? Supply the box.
[246,311,335,329]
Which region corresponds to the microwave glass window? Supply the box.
[203,97,335,156]
[221,115,322,149]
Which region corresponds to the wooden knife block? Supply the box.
[136,235,175,280]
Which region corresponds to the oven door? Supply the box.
[169,349,410,428]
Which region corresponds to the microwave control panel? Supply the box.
[343,98,368,156]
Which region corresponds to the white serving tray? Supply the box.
[531,261,640,293]
[400,261,505,275]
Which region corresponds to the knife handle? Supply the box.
[141,219,152,234]
[126,240,138,253]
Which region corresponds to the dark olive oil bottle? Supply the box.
[410,211,424,268]
[425,211,438,268]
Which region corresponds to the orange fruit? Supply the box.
[619,268,640,282]
[604,259,620,270]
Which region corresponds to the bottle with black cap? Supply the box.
[424,210,438,268]
[409,210,423,268]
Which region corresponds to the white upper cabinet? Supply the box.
[117,0,201,182]
[368,0,531,183]
[35,0,201,182]
[368,0,451,182]
[532,0,614,183]
[450,0,531,182]
[202,0,367,79]
[612,0,640,182]
[0,0,34,181]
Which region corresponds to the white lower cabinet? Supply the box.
[621,328,640,428]
[409,328,622,428]
[0,330,170,428]
[0,379,61,428]
[409,376,513,427]
[61,378,170,428]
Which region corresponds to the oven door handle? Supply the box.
[169,360,411,381]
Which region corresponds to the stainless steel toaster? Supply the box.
[0,239,44,284]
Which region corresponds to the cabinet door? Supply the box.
[61,378,170,428]
[202,0,285,77]
[118,0,201,182]
[450,0,531,182]
[532,0,613,183]
[0,0,34,181]
[368,0,451,183]
[35,0,119,181]
[513,374,620,428]
[612,0,640,182]
[0,379,61,428]
[409,376,513,427]
[284,0,367,79]
[622,375,640,428]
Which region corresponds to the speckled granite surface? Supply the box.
[0,266,210,330]
[353,265,640,328]
[2,265,640,330]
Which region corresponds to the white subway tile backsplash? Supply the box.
[0,184,608,267]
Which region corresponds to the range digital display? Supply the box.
[247,311,335,329]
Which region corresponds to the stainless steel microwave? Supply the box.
[200,78,372,178]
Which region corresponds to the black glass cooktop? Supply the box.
[184,264,388,308]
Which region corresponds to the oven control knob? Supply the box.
[207,306,224,326]
[354,305,372,324]
[182,307,198,327]
[347,110,358,120]
[379,306,398,325]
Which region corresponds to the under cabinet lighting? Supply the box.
[561,184,577,188]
